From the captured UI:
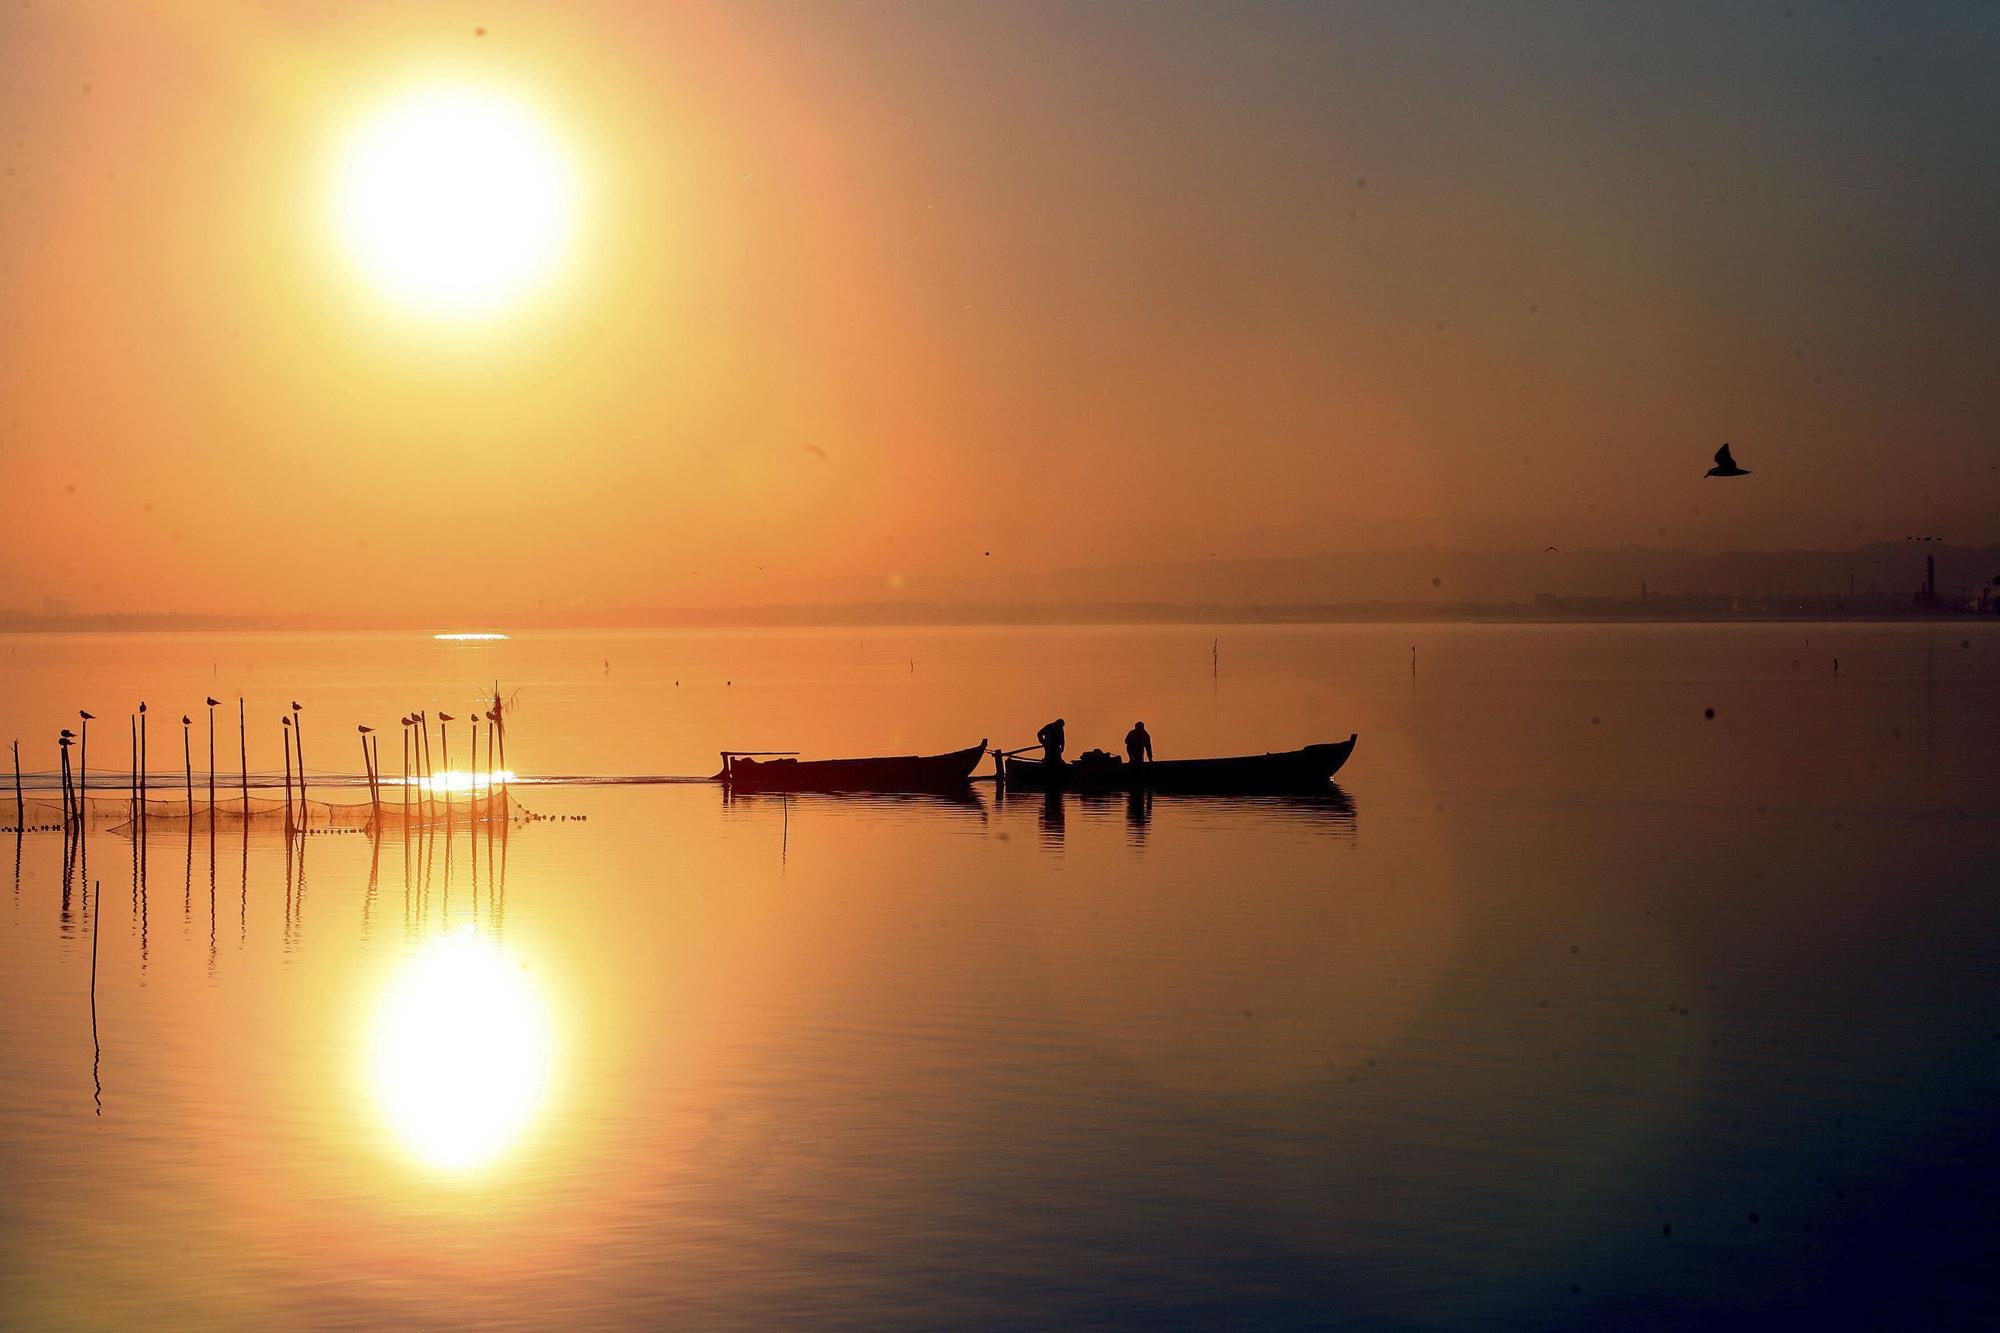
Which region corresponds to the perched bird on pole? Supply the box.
[436,713,455,786]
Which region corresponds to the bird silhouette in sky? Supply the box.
[1705,443,1751,477]
[1544,545,1560,553]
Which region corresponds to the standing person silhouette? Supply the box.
[1036,718,1067,767]
[1124,721,1152,768]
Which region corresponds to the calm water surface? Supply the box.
[1,625,1996,1329]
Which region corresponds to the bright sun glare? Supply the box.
[337,86,573,319]
[371,927,552,1171]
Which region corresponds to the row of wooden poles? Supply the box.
[10,696,508,833]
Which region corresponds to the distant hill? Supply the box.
[757,542,2000,612]
[4,543,1994,629]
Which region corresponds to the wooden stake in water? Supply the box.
[358,726,378,819]
[138,701,148,817]
[289,702,306,813]
[128,714,137,811]
[181,715,193,812]
[418,710,435,812]
[12,740,20,832]
[238,697,248,815]
[77,711,91,817]
[437,713,454,812]
[281,716,294,833]
[205,697,219,814]
[496,713,507,802]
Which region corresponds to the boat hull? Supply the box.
[721,740,988,793]
[1004,735,1356,793]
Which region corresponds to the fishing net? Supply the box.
[3,787,530,834]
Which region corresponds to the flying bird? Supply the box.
[1705,443,1751,477]
[1544,546,1560,553]
[803,444,828,460]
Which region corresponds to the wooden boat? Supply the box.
[1003,734,1356,793]
[716,740,988,792]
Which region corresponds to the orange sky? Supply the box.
[2,2,1995,616]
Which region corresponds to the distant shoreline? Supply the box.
[2,602,1993,634]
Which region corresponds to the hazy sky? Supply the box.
[2,2,1995,615]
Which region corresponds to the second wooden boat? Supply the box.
[1003,735,1356,793]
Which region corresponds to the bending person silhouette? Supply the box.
[1037,718,1067,767]
[1124,721,1152,768]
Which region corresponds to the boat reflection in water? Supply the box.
[370,925,552,1171]
[1009,784,1358,849]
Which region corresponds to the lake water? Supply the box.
[2,624,1996,1328]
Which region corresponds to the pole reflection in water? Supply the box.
[135,814,147,969]
[238,817,247,946]
[88,875,100,1117]
[207,813,217,975]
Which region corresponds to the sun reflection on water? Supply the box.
[370,926,552,1171]
[397,769,519,795]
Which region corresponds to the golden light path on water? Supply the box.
[432,632,510,641]
[369,927,553,1171]
[393,769,519,795]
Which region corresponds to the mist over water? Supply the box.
[2,625,1995,1327]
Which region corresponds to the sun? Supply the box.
[336,86,573,319]
[370,926,553,1171]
